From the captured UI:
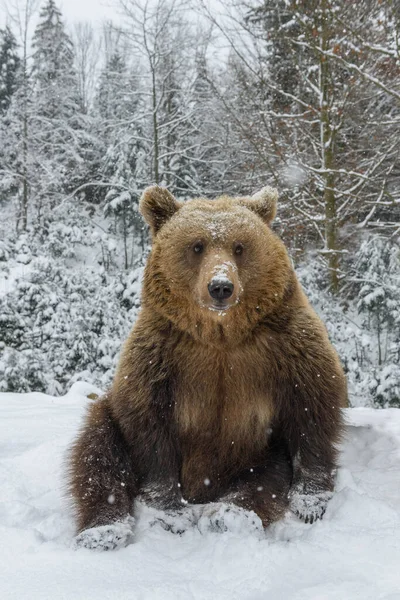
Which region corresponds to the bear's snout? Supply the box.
[195,252,241,313]
[208,278,234,301]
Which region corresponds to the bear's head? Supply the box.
[140,185,295,344]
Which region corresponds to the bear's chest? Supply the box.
[172,342,274,500]
[174,359,272,439]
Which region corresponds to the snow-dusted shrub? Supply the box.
[0,249,142,394]
[0,347,48,393]
[353,239,400,353]
[15,234,33,264]
[298,237,400,407]
[350,238,400,406]
[0,240,11,262]
[297,258,370,406]
[367,364,400,408]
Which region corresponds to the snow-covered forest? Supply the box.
[0,0,399,406]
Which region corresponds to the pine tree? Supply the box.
[188,52,237,196]
[32,0,78,120]
[30,0,98,211]
[97,51,132,126]
[247,1,301,113]
[0,25,21,211]
[152,16,200,195]
[0,26,20,114]
[95,46,150,258]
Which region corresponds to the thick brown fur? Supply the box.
[68,185,347,535]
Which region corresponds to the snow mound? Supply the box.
[0,387,400,599]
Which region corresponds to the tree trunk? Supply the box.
[320,0,339,292]
[151,65,159,185]
[21,108,28,231]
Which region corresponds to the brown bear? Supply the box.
[68,185,347,549]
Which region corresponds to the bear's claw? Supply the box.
[289,488,332,524]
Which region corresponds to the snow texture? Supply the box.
[0,383,400,599]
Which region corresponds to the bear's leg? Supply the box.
[287,437,339,524]
[279,408,343,524]
[275,343,346,523]
[68,398,137,548]
[276,384,344,523]
[198,441,292,533]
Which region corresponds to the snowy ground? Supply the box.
[1,383,400,600]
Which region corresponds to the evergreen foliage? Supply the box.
[0,218,142,394]
[31,0,96,207]
[0,26,20,114]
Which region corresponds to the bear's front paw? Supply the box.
[289,486,333,524]
[197,503,263,537]
[150,506,198,535]
[74,516,135,551]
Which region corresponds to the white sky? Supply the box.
[0,0,225,28]
[0,0,229,66]
[0,0,121,31]
[60,0,119,26]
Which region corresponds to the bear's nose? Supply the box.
[208,278,234,301]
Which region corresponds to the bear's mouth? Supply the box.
[197,295,240,314]
[206,298,239,313]
[209,303,231,313]
[197,299,233,313]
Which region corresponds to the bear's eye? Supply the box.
[234,243,244,256]
[193,241,204,255]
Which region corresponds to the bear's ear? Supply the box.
[239,186,278,225]
[140,185,182,235]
